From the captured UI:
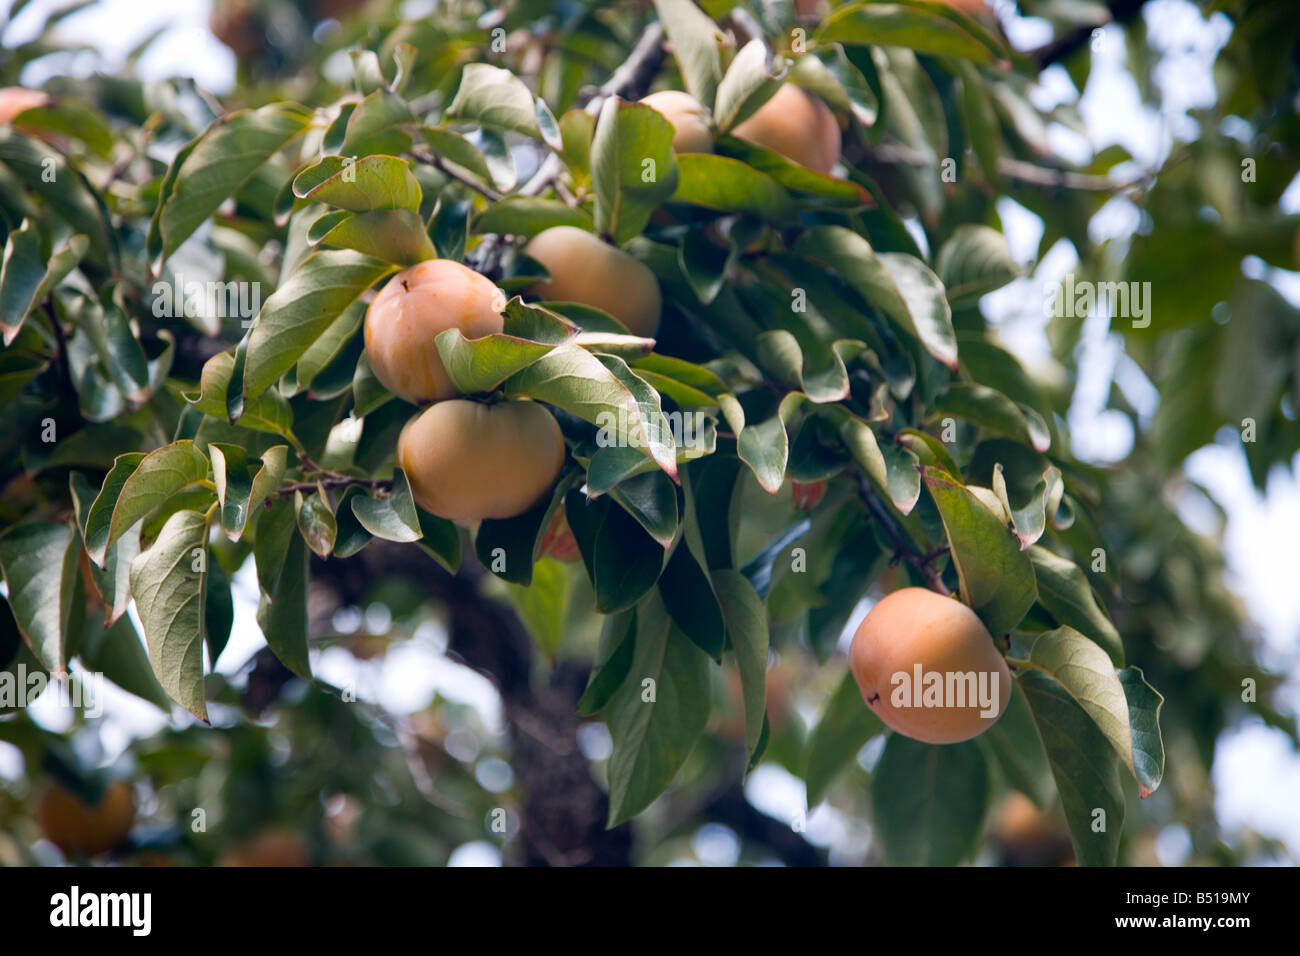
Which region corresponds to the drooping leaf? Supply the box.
[872,734,990,865]
[150,103,314,265]
[803,669,883,807]
[1027,545,1123,667]
[292,154,422,212]
[923,467,1036,637]
[606,594,711,825]
[243,250,396,401]
[0,522,82,674]
[591,97,679,244]
[129,509,210,721]
[1018,670,1125,867]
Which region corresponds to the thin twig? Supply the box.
[855,473,951,596]
[277,476,391,497]
[871,140,1163,193]
[410,148,504,201]
[469,21,667,275]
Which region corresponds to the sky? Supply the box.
[1,0,1298,863]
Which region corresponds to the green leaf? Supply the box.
[817,1,1008,64]
[313,209,436,265]
[434,328,559,396]
[506,559,570,656]
[713,569,770,758]
[1027,546,1124,667]
[295,490,337,557]
[606,593,711,825]
[187,350,295,437]
[610,470,679,547]
[475,475,574,587]
[1018,670,1124,866]
[151,102,313,265]
[577,608,636,716]
[873,734,990,865]
[673,153,795,218]
[129,509,210,721]
[991,461,1062,548]
[339,89,414,156]
[446,64,543,137]
[243,250,396,401]
[737,392,803,494]
[796,226,957,369]
[98,441,210,566]
[252,499,312,678]
[567,491,666,614]
[0,130,113,266]
[935,224,1017,305]
[923,468,1036,636]
[591,97,679,245]
[474,197,593,237]
[82,453,146,567]
[420,126,496,188]
[209,443,286,540]
[351,469,422,542]
[504,344,678,479]
[713,41,784,133]
[70,473,137,627]
[931,383,1051,453]
[658,540,724,659]
[297,302,364,390]
[292,154,422,212]
[714,136,865,205]
[1118,667,1165,798]
[1019,626,1159,796]
[789,46,878,127]
[0,522,82,674]
[981,681,1054,808]
[414,508,461,573]
[831,406,921,513]
[652,0,725,108]
[0,222,87,345]
[79,613,173,712]
[803,669,883,807]
[205,557,234,668]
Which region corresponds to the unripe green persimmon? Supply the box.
[850,587,1011,744]
[731,84,840,175]
[364,259,504,404]
[523,226,661,336]
[640,90,713,153]
[397,399,564,522]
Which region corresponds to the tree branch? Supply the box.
[1029,0,1150,69]
[307,543,633,866]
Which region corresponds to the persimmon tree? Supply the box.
[0,0,1296,866]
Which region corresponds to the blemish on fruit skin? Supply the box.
[868,692,880,705]
[401,279,410,292]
